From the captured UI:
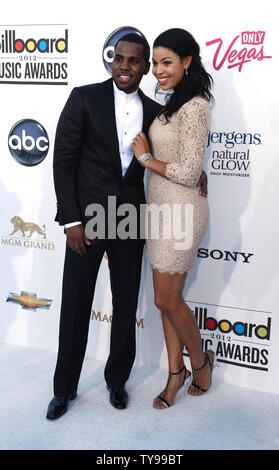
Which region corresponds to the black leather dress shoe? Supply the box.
[107,385,128,409]
[46,391,77,420]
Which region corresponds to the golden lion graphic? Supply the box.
[10,216,46,239]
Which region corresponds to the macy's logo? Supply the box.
[206,30,272,72]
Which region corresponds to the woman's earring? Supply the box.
[184,68,188,77]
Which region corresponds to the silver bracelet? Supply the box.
[145,157,153,169]
[138,153,153,166]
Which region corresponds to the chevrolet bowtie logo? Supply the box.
[6,291,52,311]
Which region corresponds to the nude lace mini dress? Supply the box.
[146,96,211,274]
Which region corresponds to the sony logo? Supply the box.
[198,248,254,263]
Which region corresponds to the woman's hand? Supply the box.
[131,132,151,159]
[197,170,208,198]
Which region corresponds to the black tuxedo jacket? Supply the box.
[53,78,162,228]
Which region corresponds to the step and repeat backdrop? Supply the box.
[1,1,278,394]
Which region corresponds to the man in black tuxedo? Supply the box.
[46,33,162,419]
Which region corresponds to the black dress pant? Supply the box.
[53,238,144,397]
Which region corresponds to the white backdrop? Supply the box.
[0,0,278,394]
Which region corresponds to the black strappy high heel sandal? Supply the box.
[188,350,215,395]
[154,365,191,409]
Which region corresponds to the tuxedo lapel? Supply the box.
[139,89,158,135]
[95,78,123,179]
[96,81,158,181]
[123,88,156,180]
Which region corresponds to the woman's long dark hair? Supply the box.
[153,28,214,122]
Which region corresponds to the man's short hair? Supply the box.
[115,33,150,64]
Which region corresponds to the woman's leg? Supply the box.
[153,312,191,408]
[153,269,212,398]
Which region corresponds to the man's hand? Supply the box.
[66,224,91,255]
[197,170,208,198]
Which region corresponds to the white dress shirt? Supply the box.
[113,81,143,176]
[65,81,143,229]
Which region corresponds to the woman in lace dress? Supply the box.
[132,29,215,409]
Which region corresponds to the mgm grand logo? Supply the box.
[1,215,55,250]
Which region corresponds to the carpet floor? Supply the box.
[0,343,278,451]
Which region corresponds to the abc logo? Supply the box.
[102,26,145,75]
[8,119,49,166]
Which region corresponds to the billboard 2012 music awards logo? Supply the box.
[0,24,68,84]
[187,302,272,372]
